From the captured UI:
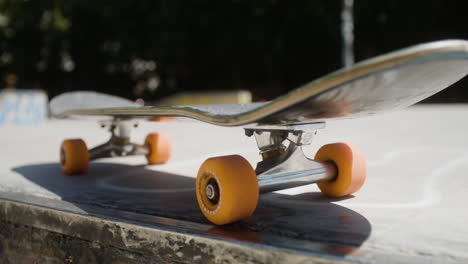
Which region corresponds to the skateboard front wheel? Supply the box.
[196,155,258,225]
[145,132,171,164]
[60,139,89,175]
[315,142,366,197]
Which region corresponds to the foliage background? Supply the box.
[0,0,467,102]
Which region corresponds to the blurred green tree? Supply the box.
[0,0,467,102]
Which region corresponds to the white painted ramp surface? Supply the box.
[1,105,468,263]
[0,89,47,125]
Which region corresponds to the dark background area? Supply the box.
[0,0,467,102]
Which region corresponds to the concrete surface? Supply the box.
[1,105,468,263]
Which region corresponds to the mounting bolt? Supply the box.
[245,129,254,137]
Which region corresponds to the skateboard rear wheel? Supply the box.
[196,155,258,225]
[145,132,171,164]
[60,139,89,175]
[150,116,176,122]
[315,142,366,197]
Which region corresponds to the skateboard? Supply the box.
[50,40,468,225]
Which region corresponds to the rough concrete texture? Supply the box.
[1,105,468,263]
[0,197,342,264]
[0,220,168,264]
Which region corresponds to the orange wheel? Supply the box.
[145,132,171,164]
[60,139,89,175]
[315,142,366,197]
[196,155,259,225]
[150,116,176,122]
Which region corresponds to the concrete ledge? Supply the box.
[2,106,468,263]
[1,219,168,264]
[0,193,349,264]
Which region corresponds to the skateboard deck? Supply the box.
[50,91,136,116]
[50,40,468,126]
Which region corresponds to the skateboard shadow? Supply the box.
[12,162,371,256]
[12,162,202,221]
